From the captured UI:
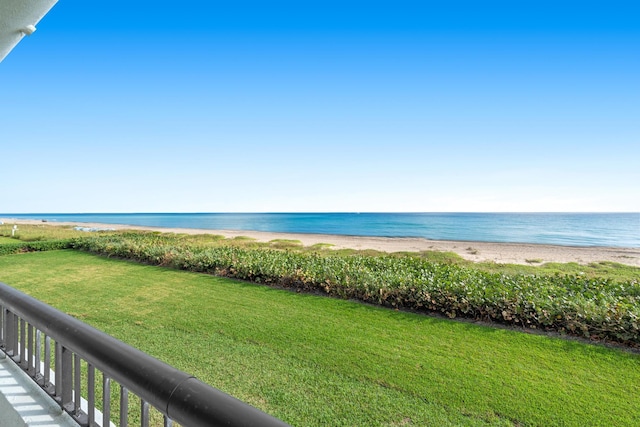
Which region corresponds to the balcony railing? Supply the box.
[0,281,289,427]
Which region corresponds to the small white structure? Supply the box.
[0,0,58,63]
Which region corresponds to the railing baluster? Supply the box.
[61,345,73,411]
[103,375,111,427]
[74,353,82,415]
[35,329,42,380]
[141,400,150,427]
[88,363,95,426]
[27,323,35,375]
[0,306,3,342]
[19,318,26,366]
[44,335,52,392]
[11,311,18,358]
[44,335,51,386]
[55,341,62,398]
[120,385,129,427]
[0,306,5,347]
[71,354,90,426]
[0,305,7,349]
[5,310,13,356]
[18,318,24,362]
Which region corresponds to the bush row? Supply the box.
[0,239,75,256]
[71,233,640,346]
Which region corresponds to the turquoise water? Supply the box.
[3,213,639,247]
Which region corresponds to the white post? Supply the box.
[12,225,17,237]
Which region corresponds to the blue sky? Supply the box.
[1,0,638,213]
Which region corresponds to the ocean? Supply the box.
[3,213,639,248]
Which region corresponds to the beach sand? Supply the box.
[3,218,639,267]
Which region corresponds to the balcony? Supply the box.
[0,281,289,427]
[0,353,77,426]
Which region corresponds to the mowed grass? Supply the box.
[0,251,639,426]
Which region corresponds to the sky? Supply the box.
[1,0,639,213]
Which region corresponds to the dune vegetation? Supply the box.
[0,249,639,426]
[0,223,639,347]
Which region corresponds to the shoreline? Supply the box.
[2,218,639,267]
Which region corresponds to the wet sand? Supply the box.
[3,218,639,266]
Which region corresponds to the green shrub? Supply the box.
[70,233,640,346]
[0,239,76,255]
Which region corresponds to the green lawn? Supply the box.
[1,250,639,426]
[0,236,17,244]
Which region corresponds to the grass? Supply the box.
[401,249,638,282]
[473,259,640,281]
[0,250,639,426]
[269,239,304,249]
[0,223,97,241]
[328,248,640,282]
[310,243,335,249]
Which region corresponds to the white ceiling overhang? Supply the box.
[0,0,58,62]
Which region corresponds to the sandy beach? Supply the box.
[2,218,639,267]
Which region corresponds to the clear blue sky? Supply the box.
[1,0,638,213]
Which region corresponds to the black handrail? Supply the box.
[0,281,290,427]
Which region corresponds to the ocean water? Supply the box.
[3,213,639,247]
